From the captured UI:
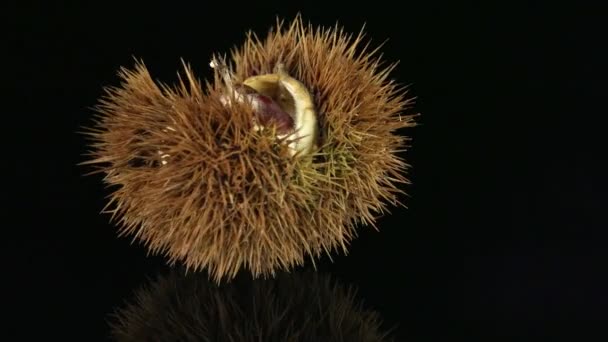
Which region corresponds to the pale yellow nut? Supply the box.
[243,65,318,156]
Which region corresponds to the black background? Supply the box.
[11,1,606,340]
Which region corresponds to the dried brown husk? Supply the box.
[83,14,417,283]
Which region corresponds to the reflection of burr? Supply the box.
[109,270,397,341]
[82,14,417,283]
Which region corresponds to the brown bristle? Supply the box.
[82,14,418,284]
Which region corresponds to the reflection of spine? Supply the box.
[109,270,397,341]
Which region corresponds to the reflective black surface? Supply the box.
[15,2,606,340]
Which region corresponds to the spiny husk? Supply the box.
[109,270,397,341]
[83,14,417,283]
